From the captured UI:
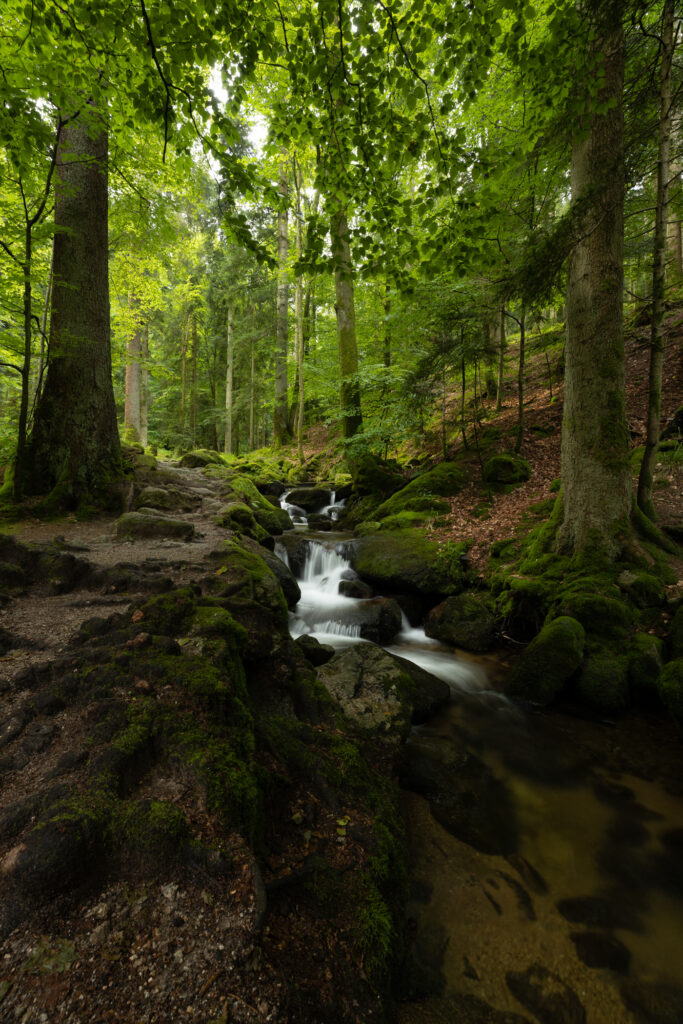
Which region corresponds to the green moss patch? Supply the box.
[506,616,585,706]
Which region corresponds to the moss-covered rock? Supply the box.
[348,531,469,597]
[371,462,465,523]
[506,616,585,706]
[134,486,196,513]
[482,453,532,486]
[116,511,195,542]
[425,593,496,652]
[554,589,633,638]
[617,570,666,608]
[627,633,664,705]
[285,486,331,511]
[216,501,271,545]
[669,605,683,659]
[348,451,405,499]
[178,449,225,468]
[577,652,629,716]
[657,659,683,735]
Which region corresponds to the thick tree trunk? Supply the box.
[273,162,290,445]
[23,112,121,507]
[225,304,234,455]
[637,0,675,518]
[383,283,391,368]
[558,0,631,556]
[124,294,142,441]
[190,313,198,446]
[330,206,362,439]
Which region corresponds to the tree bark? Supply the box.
[140,324,148,447]
[515,305,525,453]
[190,312,198,446]
[558,0,631,555]
[330,206,362,439]
[667,106,682,282]
[249,340,255,451]
[225,304,234,455]
[638,0,675,518]
[23,111,121,507]
[383,282,391,368]
[124,293,142,441]
[273,161,291,445]
[496,303,505,413]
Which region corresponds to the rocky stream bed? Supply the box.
[0,453,682,1023]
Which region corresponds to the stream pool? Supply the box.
[277,515,683,1023]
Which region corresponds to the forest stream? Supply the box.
[280,496,683,1024]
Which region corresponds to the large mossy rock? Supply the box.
[617,570,666,608]
[657,659,683,735]
[348,452,405,499]
[506,616,585,706]
[135,485,197,513]
[317,645,448,738]
[285,486,331,511]
[178,449,225,469]
[482,453,532,486]
[372,462,465,522]
[216,501,271,546]
[577,652,629,716]
[627,633,664,705]
[220,473,292,534]
[358,597,403,643]
[348,530,469,597]
[425,593,496,652]
[116,512,195,542]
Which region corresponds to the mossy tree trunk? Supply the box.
[637,0,675,519]
[496,303,505,412]
[558,0,631,556]
[23,111,121,508]
[249,339,255,451]
[667,106,682,282]
[140,324,148,447]
[330,204,362,439]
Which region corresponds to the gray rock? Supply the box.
[116,512,195,542]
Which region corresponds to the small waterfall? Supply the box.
[280,490,308,526]
[289,540,364,641]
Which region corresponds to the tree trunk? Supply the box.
[190,313,198,446]
[330,206,362,439]
[558,0,630,556]
[225,304,234,455]
[23,112,121,507]
[249,341,255,451]
[496,303,505,413]
[124,293,142,441]
[140,324,148,447]
[383,282,391,368]
[638,0,675,518]
[460,348,468,450]
[273,161,290,445]
[667,106,682,282]
[515,305,526,453]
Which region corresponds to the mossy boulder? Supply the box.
[425,593,496,652]
[348,451,405,499]
[617,570,666,608]
[358,598,403,644]
[317,645,446,739]
[482,453,532,486]
[577,652,629,716]
[554,589,633,638]
[258,547,301,609]
[220,473,292,534]
[216,501,271,546]
[178,449,224,468]
[116,512,195,542]
[348,531,469,598]
[285,486,331,511]
[372,462,465,522]
[656,659,683,735]
[134,486,196,513]
[669,605,683,659]
[506,616,585,706]
[627,633,664,705]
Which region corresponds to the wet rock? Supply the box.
[506,616,585,706]
[294,635,335,667]
[628,632,664,706]
[388,653,450,723]
[338,575,373,599]
[116,512,195,542]
[276,533,310,577]
[348,529,469,597]
[577,652,630,716]
[317,644,416,737]
[358,597,403,643]
[307,513,334,531]
[505,963,586,1024]
[258,548,301,609]
[570,930,630,973]
[285,487,331,511]
[425,592,496,652]
[135,486,197,513]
